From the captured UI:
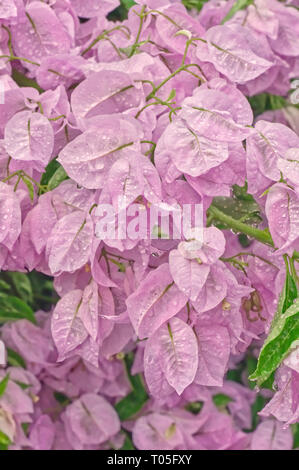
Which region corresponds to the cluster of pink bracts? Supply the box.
[0,0,298,450]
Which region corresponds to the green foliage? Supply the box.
[115,353,148,421]
[14,381,31,391]
[282,270,298,313]
[248,94,268,116]
[54,391,71,407]
[11,69,43,93]
[232,183,256,202]
[28,271,58,312]
[250,300,299,386]
[211,191,262,230]
[6,348,27,368]
[248,92,299,117]
[0,295,36,324]
[0,374,10,397]
[281,257,298,314]
[185,401,204,415]
[250,258,298,387]
[212,393,233,408]
[226,366,243,384]
[0,270,56,317]
[40,158,61,186]
[0,430,11,450]
[250,395,267,431]
[21,423,30,436]
[5,272,33,304]
[122,0,136,8]
[107,0,136,22]
[120,432,135,450]
[182,0,209,11]
[238,234,252,248]
[48,165,69,190]
[246,356,275,390]
[22,176,35,201]
[293,424,299,449]
[221,0,253,24]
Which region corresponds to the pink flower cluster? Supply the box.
[0,0,298,450]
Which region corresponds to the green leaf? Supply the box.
[12,69,43,93]
[22,176,34,201]
[7,348,26,368]
[7,273,33,305]
[260,370,275,390]
[28,271,57,311]
[53,391,71,406]
[250,395,267,431]
[248,93,299,118]
[115,353,148,421]
[0,374,9,397]
[48,165,69,191]
[0,295,36,324]
[14,381,31,391]
[0,280,11,291]
[121,0,136,8]
[120,432,135,450]
[212,393,233,408]
[247,356,258,390]
[238,234,252,248]
[182,0,209,11]
[221,0,253,23]
[21,423,30,436]
[232,183,255,202]
[247,356,275,390]
[40,158,60,186]
[248,94,268,116]
[269,94,288,110]
[166,89,176,102]
[0,430,11,447]
[107,0,136,22]
[293,424,299,449]
[249,300,299,386]
[185,401,204,415]
[282,270,298,314]
[211,194,262,229]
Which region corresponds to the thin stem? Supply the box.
[104,37,124,59]
[141,140,156,147]
[37,101,44,114]
[6,157,11,178]
[48,114,66,122]
[289,256,299,285]
[13,174,22,192]
[221,252,278,269]
[135,101,159,119]
[146,64,205,101]
[81,34,105,56]
[129,6,146,57]
[0,54,40,66]
[1,170,47,194]
[1,25,13,56]
[81,25,130,56]
[208,205,274,247]
[181,38,198,66]
[2,170,22,183]
[89,203,98,215]
[134,79,155,92]
[136,39,170,53]
[107,257,126,272]
[145,9,182,28]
